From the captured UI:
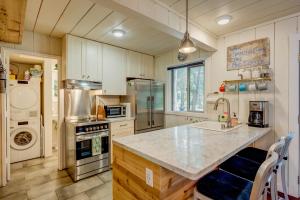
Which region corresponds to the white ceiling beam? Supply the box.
[90,0,217,51]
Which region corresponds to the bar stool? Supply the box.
[194,152,279,200]
[235,133,294,200]
[219,135,290,200]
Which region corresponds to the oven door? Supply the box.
[92,133,109,156]
[76,139,92,160]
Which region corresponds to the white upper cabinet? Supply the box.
[65,35,82,80]
[64,35,102,82]
[102,44,127,95]
[141,54,154,79]
[83,39,102,82]
[126,50,154,79]
[63,34,153,95]
[126,50,142,78]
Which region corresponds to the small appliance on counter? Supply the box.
[248,101,269,128]
[120,103,131,118]
[104,105,126,118]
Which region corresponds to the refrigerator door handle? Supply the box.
[151,96,154,126]
[147,96,151,127]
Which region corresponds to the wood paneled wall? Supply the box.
[113,144,195,200]
[0,0,26,43]
[154,14,300,197]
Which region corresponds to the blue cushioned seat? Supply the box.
[196,169,252,200]
[237,147,267,164]
[219,156,261,181]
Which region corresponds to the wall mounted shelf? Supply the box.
[223,77,272,84]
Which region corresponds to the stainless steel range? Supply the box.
[66,120,110,181]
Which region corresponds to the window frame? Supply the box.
[171,62,205,113]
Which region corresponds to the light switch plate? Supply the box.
[145,168,153,187]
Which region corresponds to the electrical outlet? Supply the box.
[145,168,153,187]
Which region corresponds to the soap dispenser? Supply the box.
[231,112,238,127]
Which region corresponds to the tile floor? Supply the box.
[0,152,112,200]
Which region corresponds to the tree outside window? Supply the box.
[171,63,204,112]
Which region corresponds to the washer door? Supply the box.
[10,86,38,110]
[10,128,37,150]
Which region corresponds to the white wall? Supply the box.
[155,14,300,197]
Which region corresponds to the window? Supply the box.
[170,62,205,112]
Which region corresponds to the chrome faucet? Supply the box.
[214,97,232,128]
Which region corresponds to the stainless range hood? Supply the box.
[63,79,102,90]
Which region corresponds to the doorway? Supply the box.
[0,48,60,186]
[288,34,300,198]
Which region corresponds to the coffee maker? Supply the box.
[248,101,269,128]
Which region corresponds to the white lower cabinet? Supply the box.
[110,120,134,163]
[165,114,203,128]
[102,44,127,95]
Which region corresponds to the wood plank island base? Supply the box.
[112,144,195,200]
[111,125,271,200]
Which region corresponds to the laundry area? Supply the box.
[5,51,58,168]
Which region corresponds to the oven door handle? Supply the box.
[76,134,102,142]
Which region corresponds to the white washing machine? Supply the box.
[10,119,41,163]
[9,78,41,121]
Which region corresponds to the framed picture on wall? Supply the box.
[227,38,270,70]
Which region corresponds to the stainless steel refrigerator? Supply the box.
[122,79,165,134]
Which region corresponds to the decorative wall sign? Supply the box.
[227,38,270,70]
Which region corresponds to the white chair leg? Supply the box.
[193,187,198,200]
[273,172,279,200]
[271,178,277,200]
[281,163,289,200]
[263,188,268,200]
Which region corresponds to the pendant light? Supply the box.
[179,0,197,54]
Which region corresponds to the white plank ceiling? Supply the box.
[159,0,300,36]
[24,0,300,55]
[24,0,180,55]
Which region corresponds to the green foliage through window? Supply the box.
[171,64,205,112]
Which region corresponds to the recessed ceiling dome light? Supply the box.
[112,29,126,38]
[216,15,232,25]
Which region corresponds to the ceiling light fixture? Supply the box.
[112,29,126,38]
[216,15,232,25]
[179,0,196,54]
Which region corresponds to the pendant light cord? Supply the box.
[186,0,188,33]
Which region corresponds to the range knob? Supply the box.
[89,127,93,131]
[96,126,99,130]
[100,126,103,130]
[93,127,96,131]
[85,127,89,132]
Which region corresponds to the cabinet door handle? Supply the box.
[82,75,85,78]
[87,75,90,79]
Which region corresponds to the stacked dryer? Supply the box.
[9,78,41,163]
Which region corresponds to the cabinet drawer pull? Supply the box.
[119,124,127,127]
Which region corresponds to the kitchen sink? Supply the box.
[189,121,243,132]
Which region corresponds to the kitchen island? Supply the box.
[112,124,271,200]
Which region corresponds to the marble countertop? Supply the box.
[113,124,271,180]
